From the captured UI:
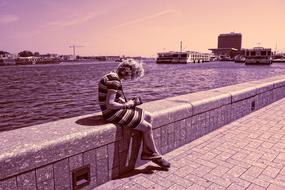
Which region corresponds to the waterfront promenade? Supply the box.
[94,97,285,190]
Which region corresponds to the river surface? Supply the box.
[1,61,285,132]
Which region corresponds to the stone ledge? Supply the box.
[139,97,192,128]
[253,75,285,88]
[1,74,285,188]
[171,91,231,115]
[212,83,257,102]
[0,113,119,180]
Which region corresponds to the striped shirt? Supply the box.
[98,71,144,128]
[98,72,124,119]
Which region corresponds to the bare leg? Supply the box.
[135,120,160,155]
[142,111,156,153]
[136,113,171,167]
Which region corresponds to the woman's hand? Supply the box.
[125,100,135,108]
[106,89,135,109]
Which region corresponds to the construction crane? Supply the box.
[69,45,84,56]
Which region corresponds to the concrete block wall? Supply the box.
[1,75,285,190]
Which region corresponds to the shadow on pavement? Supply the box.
[115,165,169,179]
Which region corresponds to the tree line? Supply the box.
[0,50,44,57]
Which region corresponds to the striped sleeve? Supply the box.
[106,80,121,90]
[105,73,121,90]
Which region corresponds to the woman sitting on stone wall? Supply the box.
[98,59,170,168]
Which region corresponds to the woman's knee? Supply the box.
[144,111,153,123]
[136,121,152,132]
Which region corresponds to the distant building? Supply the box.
[209,32,242,60]
[218,33,242,50]
[0,51,10,58]
[62,55,76,61]
[0,51,16,65]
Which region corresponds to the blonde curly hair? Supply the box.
[117,59,144,80]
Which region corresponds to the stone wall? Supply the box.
[1,75,285,190]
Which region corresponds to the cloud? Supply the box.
[113,9,179,29]
[0,14,19,24]
[42,11,107,30]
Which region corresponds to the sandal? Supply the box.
[141,152,162,160]
[152,158,171,168]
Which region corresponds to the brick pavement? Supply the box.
[93,97,285,190]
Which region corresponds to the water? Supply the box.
[1,61,285,132]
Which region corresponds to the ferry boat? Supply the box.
[156,51,210,64]
[234,55,246,63]
[244,47,272,65]
[272,53,285,63]
[218,55,233,62]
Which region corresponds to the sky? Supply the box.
[0,0,285,57]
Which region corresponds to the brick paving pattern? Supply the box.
[93,97,285,190]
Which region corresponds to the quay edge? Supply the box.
[1,75,285,189]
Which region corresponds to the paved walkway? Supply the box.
[94,98,285,190]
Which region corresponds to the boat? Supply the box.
[234,55,245,63]
[272,58,285,63]
[244,47,272,65]
[272,53,285,63]
[218,55,233,61]
[156,51,210,64]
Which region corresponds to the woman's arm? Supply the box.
[106,89,134,109]
[118,97,126,103]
